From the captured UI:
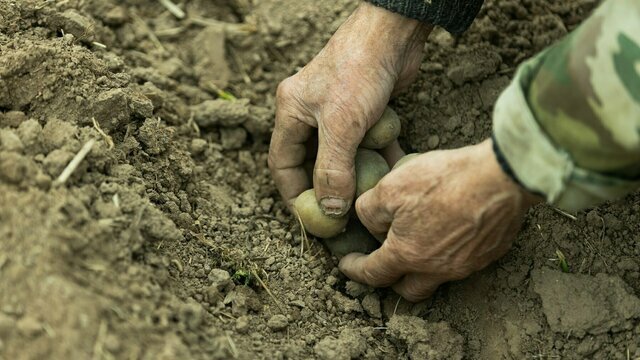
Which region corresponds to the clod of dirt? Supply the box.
[138,118,174,155]
[156,57,189,79]
[531,268,640,337]
[98,5,128,26]
[361,293,382,319]
[192,99,250,128]
[208,269,234,291]
[0,313,16,338]
[16,119,42,149]
[235,316,250,334]
[0,129,24,152]
[224,286,262,316]
[43,149,75,177]
[190,26,231,90]
[332,292,363,314]
[190,138,208,155]
[0,111,27,128]
[446,44,502,86]
[345,281,371,298]
[179,300,204,331]
[16,316,43,338]
[144,333,192,359]
[205,269,235,304]
[0,152,38,186]
[41,118,79,153]
[92,88,153,132]
[387,315,464,360]
[49,9,96,42]
[267,314,289,332]
[220,127,247,150]
[576,337,601,357]
[314,328,368,360]
[479,76,510,110]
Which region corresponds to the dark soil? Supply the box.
[0,0,638,359]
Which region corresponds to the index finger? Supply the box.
[268,109,314,207]
[338,232,407,287]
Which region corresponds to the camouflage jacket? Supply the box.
[493,0,640,212]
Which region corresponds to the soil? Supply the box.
[0,0,638,359]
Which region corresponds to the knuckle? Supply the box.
[322,105,367,141]
[362,267,387,288]
[267,151,277,171]
[276,76,296,102]
[355,195,369,217]
[446,263,474,281]
[373,178,396,205]
[275,78,305,120]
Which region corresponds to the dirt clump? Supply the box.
[532,268,640,337]
[388,315,464,359]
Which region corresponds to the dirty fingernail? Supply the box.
[320,197,349,217]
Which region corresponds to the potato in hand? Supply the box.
[361,107,401,150]
[294,189,349,238]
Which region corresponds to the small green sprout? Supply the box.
[555,249,570,273]
[231,269,253,286]
[216,89,237,101]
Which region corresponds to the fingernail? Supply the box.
[320,197,349,217]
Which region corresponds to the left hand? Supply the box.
[339,139,542,302]
[267,2,432,216]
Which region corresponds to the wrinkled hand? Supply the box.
[339,139,542,302]
[268,3,432,216]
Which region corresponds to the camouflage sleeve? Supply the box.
[493,0,640,212]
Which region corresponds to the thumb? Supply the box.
[313,118,364,217]
[355,185,393,238]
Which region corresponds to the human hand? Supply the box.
[268,3,432,216]
[339,139,542,302]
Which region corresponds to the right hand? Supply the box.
[268,2,432,216]
[339,140,543,301]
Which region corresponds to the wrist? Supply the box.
[483,139,544,209]
[350,2,432,71]
[356,2,432,43]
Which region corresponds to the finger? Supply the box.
[339,238,405,287]
[379,139,405,167]
[392,273,443,303]
[313,116,364,217]
[268,107,314,207]
[355,185,393,237]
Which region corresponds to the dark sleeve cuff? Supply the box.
[492,133,545,199]
[366,0,484,34]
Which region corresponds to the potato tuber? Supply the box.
[294,189,348,238]
[392,153,420,170]
[361,107,401,150]
[323,219,380,258]
[355,148,390,197]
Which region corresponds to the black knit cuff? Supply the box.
[492,133,544,198]
[366,0,484,34]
